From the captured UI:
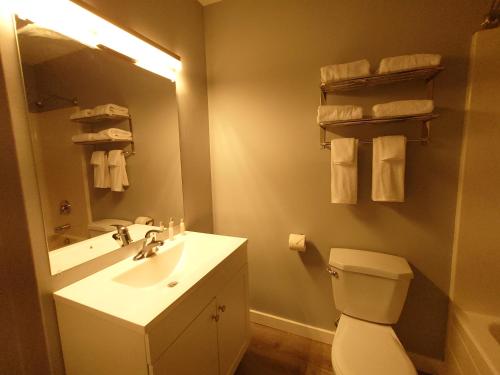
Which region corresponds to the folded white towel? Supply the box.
[378,54,441,74]
[70,109,94,120]
[317,105,363,124]
[93,104,129,117]
[331,137,357,165]
[72,133,110,143]
[108,150,129,192]
[98,128,132,141]
[90,151,110,188]
[372,136,406,202]
[321,59,370,84]
[372,100,434,118]
[331,138,358,204]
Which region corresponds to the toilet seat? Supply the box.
[332,314,417,375]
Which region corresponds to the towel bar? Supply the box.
[321,137,428,149]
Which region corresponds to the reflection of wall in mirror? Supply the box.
[22,46,184,239]
[28,107,92,250]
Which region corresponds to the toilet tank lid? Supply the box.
[329,248,414,280]
[88,219,133,232]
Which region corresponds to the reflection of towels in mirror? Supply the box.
[98,128,132,141]
[108,150,129,192]
[90,151,110,188]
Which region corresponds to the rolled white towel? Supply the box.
[320,59,370,84]
[317,105,363,123]
[372,100,434,118]
[93,104,129,117]
[71,133,110,143]
[70,109,94,120]
[378,54,441,74]
[98,128,132,140]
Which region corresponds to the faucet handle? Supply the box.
[111,224,126,232]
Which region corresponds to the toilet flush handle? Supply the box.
[327,266,339,278]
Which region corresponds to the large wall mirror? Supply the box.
[14,15,184,275]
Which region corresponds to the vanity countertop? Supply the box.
[53,231,247,332]
[49,224,155,275]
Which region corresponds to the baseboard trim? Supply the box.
[249,309,334,345]
[249,309,444,375]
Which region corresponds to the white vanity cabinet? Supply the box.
[54,233,249,375]
[150,269,249,375]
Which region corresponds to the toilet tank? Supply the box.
[329,248,414,324]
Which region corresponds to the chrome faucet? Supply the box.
[112,225,132,247]
[133,230,164,261]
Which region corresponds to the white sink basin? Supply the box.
[54,231,247,328]
[113,242,184,288]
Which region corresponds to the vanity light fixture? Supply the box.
[11,0,182,81]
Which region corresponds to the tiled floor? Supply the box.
[236,323,431,375]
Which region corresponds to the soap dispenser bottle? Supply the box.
[180,218,185,235]
[168,218,174,240]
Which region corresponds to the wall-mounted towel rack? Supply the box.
[71,112,135,156]
[319,65,443,148]
[319,113,436,148]
[320,66,443,93]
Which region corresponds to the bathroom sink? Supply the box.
[54,231,248,328]
[113,242,184,288]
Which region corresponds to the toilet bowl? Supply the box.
[88,218,133,238]
[332,314,416,375]
[328,248,417,375]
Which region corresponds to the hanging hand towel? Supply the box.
[331,138,358,204]
[90,151,110,188]
[320,59,370,84]
[372,135,406,202]
[108,150,129,192]
[317,105,363,124]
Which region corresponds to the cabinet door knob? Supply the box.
[218,305,226,313]
[211,314,220,322]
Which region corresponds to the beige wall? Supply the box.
[83,0,214,233]
[204,0,484,359]
[452,27,500,316]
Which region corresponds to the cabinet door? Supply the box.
[216,268,250,375]
[151,299,219,375]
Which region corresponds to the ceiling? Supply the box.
[198,0,223,6]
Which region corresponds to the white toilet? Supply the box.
[328,248,417,375]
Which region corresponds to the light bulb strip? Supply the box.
[12,0,181,81]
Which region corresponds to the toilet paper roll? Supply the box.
[134,216,154,225]
[289,233,306,252]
